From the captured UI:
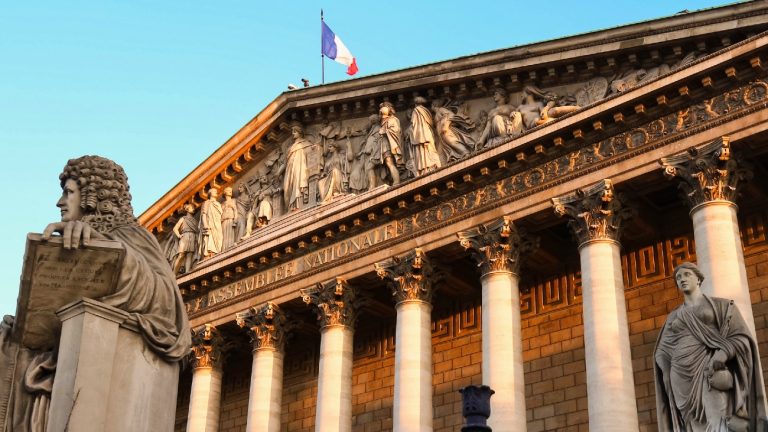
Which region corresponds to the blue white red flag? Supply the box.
[321,21,358,76]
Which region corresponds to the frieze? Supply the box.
[185,79,768,318]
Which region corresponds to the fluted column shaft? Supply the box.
[376,248,436,432]
[187,325,226,432]
[579,239,638,431]
[458,216,534,431]
[553,180,639,432]
[394,300,433,431]
[316,325,354,432]
[303,278,358,432]
[237,303,289,432]
[248,349,283,432]
[481,271,525,430]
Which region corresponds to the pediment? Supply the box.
[141,3,768,305]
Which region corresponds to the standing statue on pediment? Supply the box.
[220,186,237,250]
[477,88,524,148]
[318,128,352,203]
[407,96,441,176]
[199,188,223,257]
[377,102,404,186]
[235,183,252,241]
[171,203,199,274]
[241,175,274,239]
[432,99,476,162]
[283,123,313,212]
[349,114,382,193]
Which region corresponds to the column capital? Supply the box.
[375,248,436,304]
[236,302,290,352]
[552,179,634,246]
[660,136,753,209]
[301,277,359,328]
[457,216,538,276]
[190,323,227,370]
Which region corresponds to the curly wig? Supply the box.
[59,155,137,232]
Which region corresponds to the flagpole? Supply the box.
[321,9,325,84]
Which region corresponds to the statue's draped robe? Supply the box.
[435,108,475,163]
[318,147,348,203]
[200,199,223,255]
[378,117,403,165]
[283,138,311,211]
[408,105,441,175]
[349,125,381,192]
[220,197,237,250]
[1,223,191,432]
[654,296,765,432]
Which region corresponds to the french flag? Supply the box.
[321,21,358,76]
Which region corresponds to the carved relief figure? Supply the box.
[199,188,223,257]
[220,186,237,250]
[1,156,191,431]
[242,175,274,238]
[235,183,252,240]
[283,123,312,211]
[526,86,581,126]
[610,52,698,95]
[477,88,524,148]
[171,203,198,274]
[318,129,351,203]
[349,114,382,193]
[432,100,476,162]
[406,96,441,176]
[377,102,404,185]
[654,262,766,431]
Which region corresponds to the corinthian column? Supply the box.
[302,277,359,432]
[457,216,537,432]
[660,136,757,335]
[553,180,639,432]
[187,324,226,432]
[236,302,289,432]
[375,248,436,432]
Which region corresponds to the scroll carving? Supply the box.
[457,216,538,275]
[552,179,635,245]
[660,136,753,208]
[235,302,289,352]
[301,277,360,328]
[375,248,437,304]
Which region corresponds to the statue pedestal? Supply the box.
[47,298,179,432]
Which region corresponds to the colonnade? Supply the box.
[183,138,760,432]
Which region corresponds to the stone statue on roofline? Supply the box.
[406,96,441,176]
[431,98,476,163]
[654,261,766,432]
[170,202,199,274]
[283,122,313,212]
[377,101,404,186]
[199,188,223,257]
[0,155,191,432]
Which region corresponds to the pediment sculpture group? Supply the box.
[164,52,700,274]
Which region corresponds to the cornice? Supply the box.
[139,2,768,233]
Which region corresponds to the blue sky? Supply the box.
[0,0,734,315]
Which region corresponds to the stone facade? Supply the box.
[141,3,768,431]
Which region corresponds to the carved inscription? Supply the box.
[14,234,124,350]
[187,221,404,313]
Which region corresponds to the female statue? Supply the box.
[654,262,765,431]
[283,124,312,211]
[1,155,191,431]
[220,186,237,250]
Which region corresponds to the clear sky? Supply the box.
[0,0,735,316]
